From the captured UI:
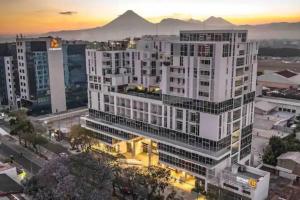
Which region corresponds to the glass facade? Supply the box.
[159,152,207,176]
[240,124,253,160]
[63,43,87,109]
[158,143,229,166]
[23,41,51,115]
[89,109,232,152]
[86,120,138,140]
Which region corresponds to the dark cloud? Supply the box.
[59,11,77,15]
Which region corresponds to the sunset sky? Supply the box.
[1,0,300,35]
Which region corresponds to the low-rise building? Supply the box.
[207,164,270,200]
[258,69,300,89]
[277,152,300,181]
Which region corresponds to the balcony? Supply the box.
[120,87,162,101]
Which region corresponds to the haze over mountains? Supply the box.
[3,10,300,42]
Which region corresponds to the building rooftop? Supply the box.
[277,151,300,164]
[258,72,297,85]
[0,174,23,196]
[257,96,300,107]
[276,69,298,78]
[255,101,277,113]
[180,29,247,33]
[0,163,14,172]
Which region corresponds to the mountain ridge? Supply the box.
[2,10,300,42]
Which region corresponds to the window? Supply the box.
[190,45,194,56]
[200,60,210,65]
[176,109,183,119]
[222,44,231,57]
[180,57,183,66]
[199,91,209,97]
[199,92,209,97]
[176,121,183,130]
[180,44,188,56]
[200,81,209,86]
[236,57,245,66]
[200,71,210,76]
[198,44,213,57]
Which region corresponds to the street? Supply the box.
[0,118,70,176]
[0,142,41,174]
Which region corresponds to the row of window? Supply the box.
[159,152,207,176]
[162,94,234,114]
[89,109,231,152]
[180,32,235,42]
[158,143,224,166]
[86,120,137,140]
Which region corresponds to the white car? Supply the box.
[0,113,4,120]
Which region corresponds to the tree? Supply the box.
[165,189,184,200]
[262,146,277,166]
[143,166,171,200]
[10,116,34,147]
[262,136,286,166]
[9,110,48,151]
[24,153,113,200]
[269,136,286,158]
[69,125,94,151]
[113,166,171,200]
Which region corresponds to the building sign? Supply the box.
[236,177,257,188]
[248,178,257,188]
[49,38,61,50]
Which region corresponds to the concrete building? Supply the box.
[256,96,300,114]
[208,164,270,200]
[257,69,300,89]
[0,43,19,109]
[15,36,87,115]
[277,152,300,181]
[81,30,269,199]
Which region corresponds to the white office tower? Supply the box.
[16,37,66,114]
[81,30,270,200]
[4,56,19,108]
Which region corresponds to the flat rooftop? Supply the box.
[180,29,247,33]
[0,174,23,195]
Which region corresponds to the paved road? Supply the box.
[0,142,41,174]
[41,142,69,155]
[1,119,69,155]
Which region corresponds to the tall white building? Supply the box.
[0,43,19,109]
[15,36,88,115]
[81,30,269,200]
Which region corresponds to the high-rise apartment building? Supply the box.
[15,36,87,114]
[81,30,269,200]
[0,43,19,109]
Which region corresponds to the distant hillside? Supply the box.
[258,48,300,57]
[1,10,300,42]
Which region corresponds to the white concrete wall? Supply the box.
[48,48,66,113]
[4,56,17,107]
[199,113,219,140]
